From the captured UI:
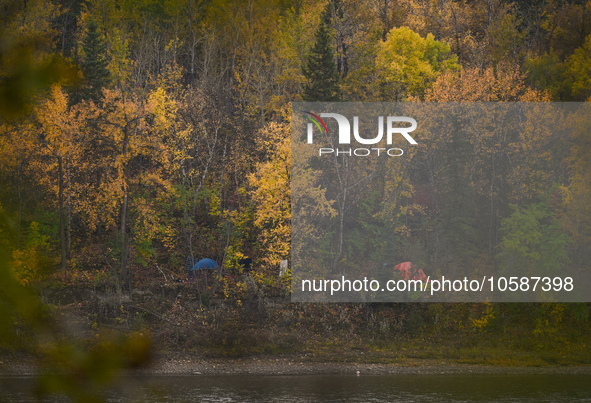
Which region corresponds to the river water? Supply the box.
[1,374,590,402]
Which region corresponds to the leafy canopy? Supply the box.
[376,26,458,100]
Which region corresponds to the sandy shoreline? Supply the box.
[142,357,591,376]
[2,355,591,377]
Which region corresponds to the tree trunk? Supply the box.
[66,159,72,259]
[58,154,67,275]
[120,126,130,291]
[120,190,129,289]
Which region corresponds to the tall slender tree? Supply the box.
[302,18,341,101]
[79,19,110,102]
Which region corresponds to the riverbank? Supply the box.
[145,355,591,376]
[2,352,591,378]
[3,286,589,382]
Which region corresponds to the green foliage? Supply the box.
[525,53,570,101]
[498,200,570,275]
[566,34,591,101]
[108,29,134,90]
[375,26,458,100]
[10,221,53,285]
[486,12,526,65]
[133,231,157,267]
[525,34,591,102]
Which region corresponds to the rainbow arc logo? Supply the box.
[304,111,328,137]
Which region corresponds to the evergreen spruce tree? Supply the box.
[79,20,110,102]
[321,0,342,26]
[302,19,341,102]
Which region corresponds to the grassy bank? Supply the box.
[8,277,585,370]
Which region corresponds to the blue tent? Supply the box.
[191,258,219,270]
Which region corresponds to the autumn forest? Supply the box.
[1,0,591,393]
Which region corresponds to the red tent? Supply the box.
[394,262,428,282]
